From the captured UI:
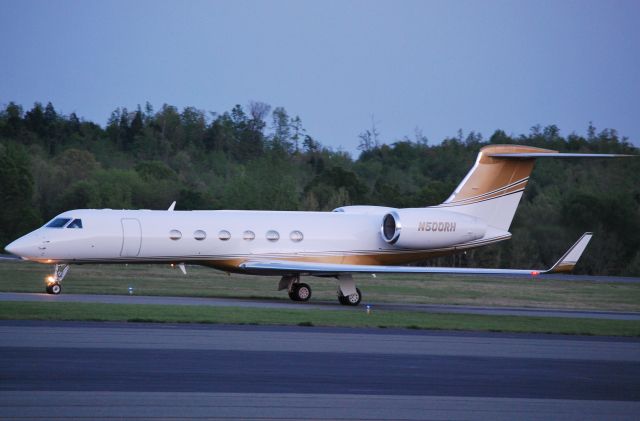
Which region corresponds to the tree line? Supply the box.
[1,101,639,275]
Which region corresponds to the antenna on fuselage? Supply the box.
[168,201,176,211]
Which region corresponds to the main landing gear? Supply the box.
[279,275,312,302]
[278,274,362,306]
[45,264,69,295]
[336,274,362,306]
[289,283,312,302]
[338,287,362,306]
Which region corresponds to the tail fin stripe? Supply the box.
[443,177,529,205]
[446,177,528,204]
[437,188,525,208]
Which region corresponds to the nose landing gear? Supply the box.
[45,264,69,295]
[46,282,61,295]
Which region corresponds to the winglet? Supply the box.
[168,201,176,211]
[544,232,593,274]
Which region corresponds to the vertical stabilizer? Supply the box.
[435,145,557,230]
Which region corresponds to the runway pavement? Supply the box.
[2,291,640,320]
[0,321,639,420]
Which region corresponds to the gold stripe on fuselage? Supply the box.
[200,235,510,273]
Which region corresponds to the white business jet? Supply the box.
[4,145,629,305]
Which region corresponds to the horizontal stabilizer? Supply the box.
[438,145,634,233]
[488,153,634,159]
[239,233,593,277]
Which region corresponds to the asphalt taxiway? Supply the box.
[1,321,639,420]
[2,291,640,320]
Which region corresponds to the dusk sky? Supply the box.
[2,0,638,155]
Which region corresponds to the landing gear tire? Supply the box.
[338,293,349,305]
[338,288,362,306]
[289,283,312,302]
[46,282,62,295]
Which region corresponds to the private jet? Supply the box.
[4,145,630,305]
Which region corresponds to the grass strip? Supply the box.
[1,301,639,336]
[3,262,640,311]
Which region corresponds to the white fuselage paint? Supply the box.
[6,207,507,270]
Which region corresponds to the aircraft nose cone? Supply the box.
[5,237,36,259]
[5,240,19,255]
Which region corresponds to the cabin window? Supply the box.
[243,230,255,241]
[290,230,304,242]
[46,218,71,228]
[194,230,206,241]
[266,230,280,242]
[169,229,182,240]
[67,219,83,229]
[218,230,231,241]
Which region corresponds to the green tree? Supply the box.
[0,144,40,246]
[270,106,292,153]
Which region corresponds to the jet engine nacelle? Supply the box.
[381,208,487,249]
[333,205,395,215]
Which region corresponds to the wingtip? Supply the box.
[546,232,593,274]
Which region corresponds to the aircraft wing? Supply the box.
[239,233,593,277]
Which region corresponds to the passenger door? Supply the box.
[120,218,142,257]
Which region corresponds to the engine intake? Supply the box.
[380,208,487,249]
[381,211,401,244]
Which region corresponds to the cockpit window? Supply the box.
[46,218,71,228]
[67,219,83,229]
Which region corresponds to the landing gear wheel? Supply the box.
[289,283,312,302]
[46,282,62,295]
[338,293,349,305]
[338,288,362,306]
